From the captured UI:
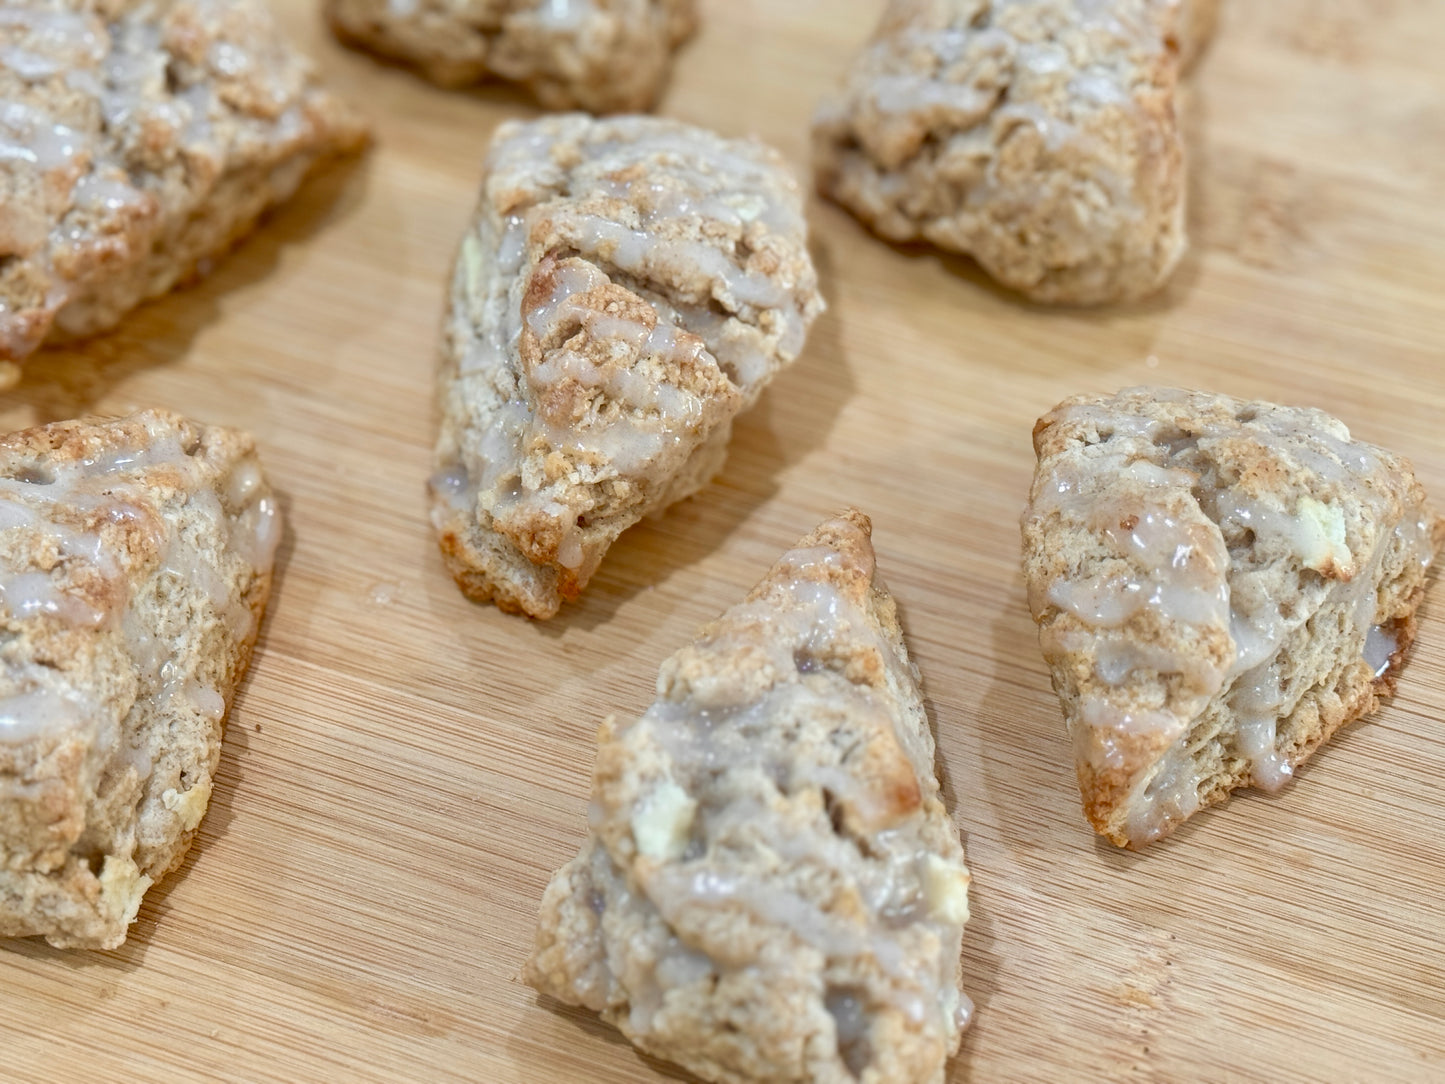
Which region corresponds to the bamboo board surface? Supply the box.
[4,2,1445,1081]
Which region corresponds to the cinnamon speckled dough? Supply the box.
[430,115,824,618]
[0,1,368,368]
[813,0,1217,305]
[526,512,973,1084]
[325,0,696,112]
[0,411,280,949]
[1021,388,1442,848]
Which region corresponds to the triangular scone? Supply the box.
[326,0,697,112]
[0,1,368,367]
[0,411,280,948]
[1022,388,1442,848]
[526,512,972,1084]
[431,115,825,618]
[812,0,1216,305]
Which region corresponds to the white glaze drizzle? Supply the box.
[0,422,276,747]
[593,551,970,1059]
[0,0,336,352]
[0,675,89,745]
[1364,624,1396,678]
[1031,391,1438,838]
[439,119,818,590]
[478,117,809,396]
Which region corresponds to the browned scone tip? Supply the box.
[325,0,697,112]
[812,0,1217,306]
[0,1,369,364]
[0,409,281,949]
[525,512,973,1084]
[1021,387,1441,848]
[430,113,825,619]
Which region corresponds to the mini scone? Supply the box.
[430,115,825,618]
[1021,388,1441,848]
[0,0,368,368]
[525,511,973,1084]
[0,410,281,949]
[812,0,1216,305]
[325,0,696,112]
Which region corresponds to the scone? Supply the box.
[326,0,696,112]
[525,512,973,1084]
[1021,388,1441,848]
[0,411,281,949]
[430,115,825,618]
[813,0,1217,305]
[0,1,368,369]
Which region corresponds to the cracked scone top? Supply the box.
[0,410,280,949]
[525,512,973,1084]
[1022,388,1441,848]
[430,114,824,618]
[326,0,696,113]
[813,0,1216,305]
[0,0,368,367]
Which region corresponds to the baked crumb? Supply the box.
[0,410,280,948]
[526,512,973,1083]
[431,114,824,618]
[0,0,368,362]
[813,0,1217,304]
[1022,387,1441,846]
[326,0,696,112]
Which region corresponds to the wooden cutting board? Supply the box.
[4,2,1444,1081]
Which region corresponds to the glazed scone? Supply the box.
[525,512,973,1084]
[0,1,368,369]
[0,410,281,949]
[813,0,1216,305]
[1021,388,1441,848]
[430,115,825,618]
[326,0,696,112]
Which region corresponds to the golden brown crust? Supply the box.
[0,1,368,363]
[0,409,281,948]
[813,0,1214,305]
[430,114,823,618]
[1022,388,1441,847]
[325,0,696,112]
[526,511,973,1083]
[436,526,536,616]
